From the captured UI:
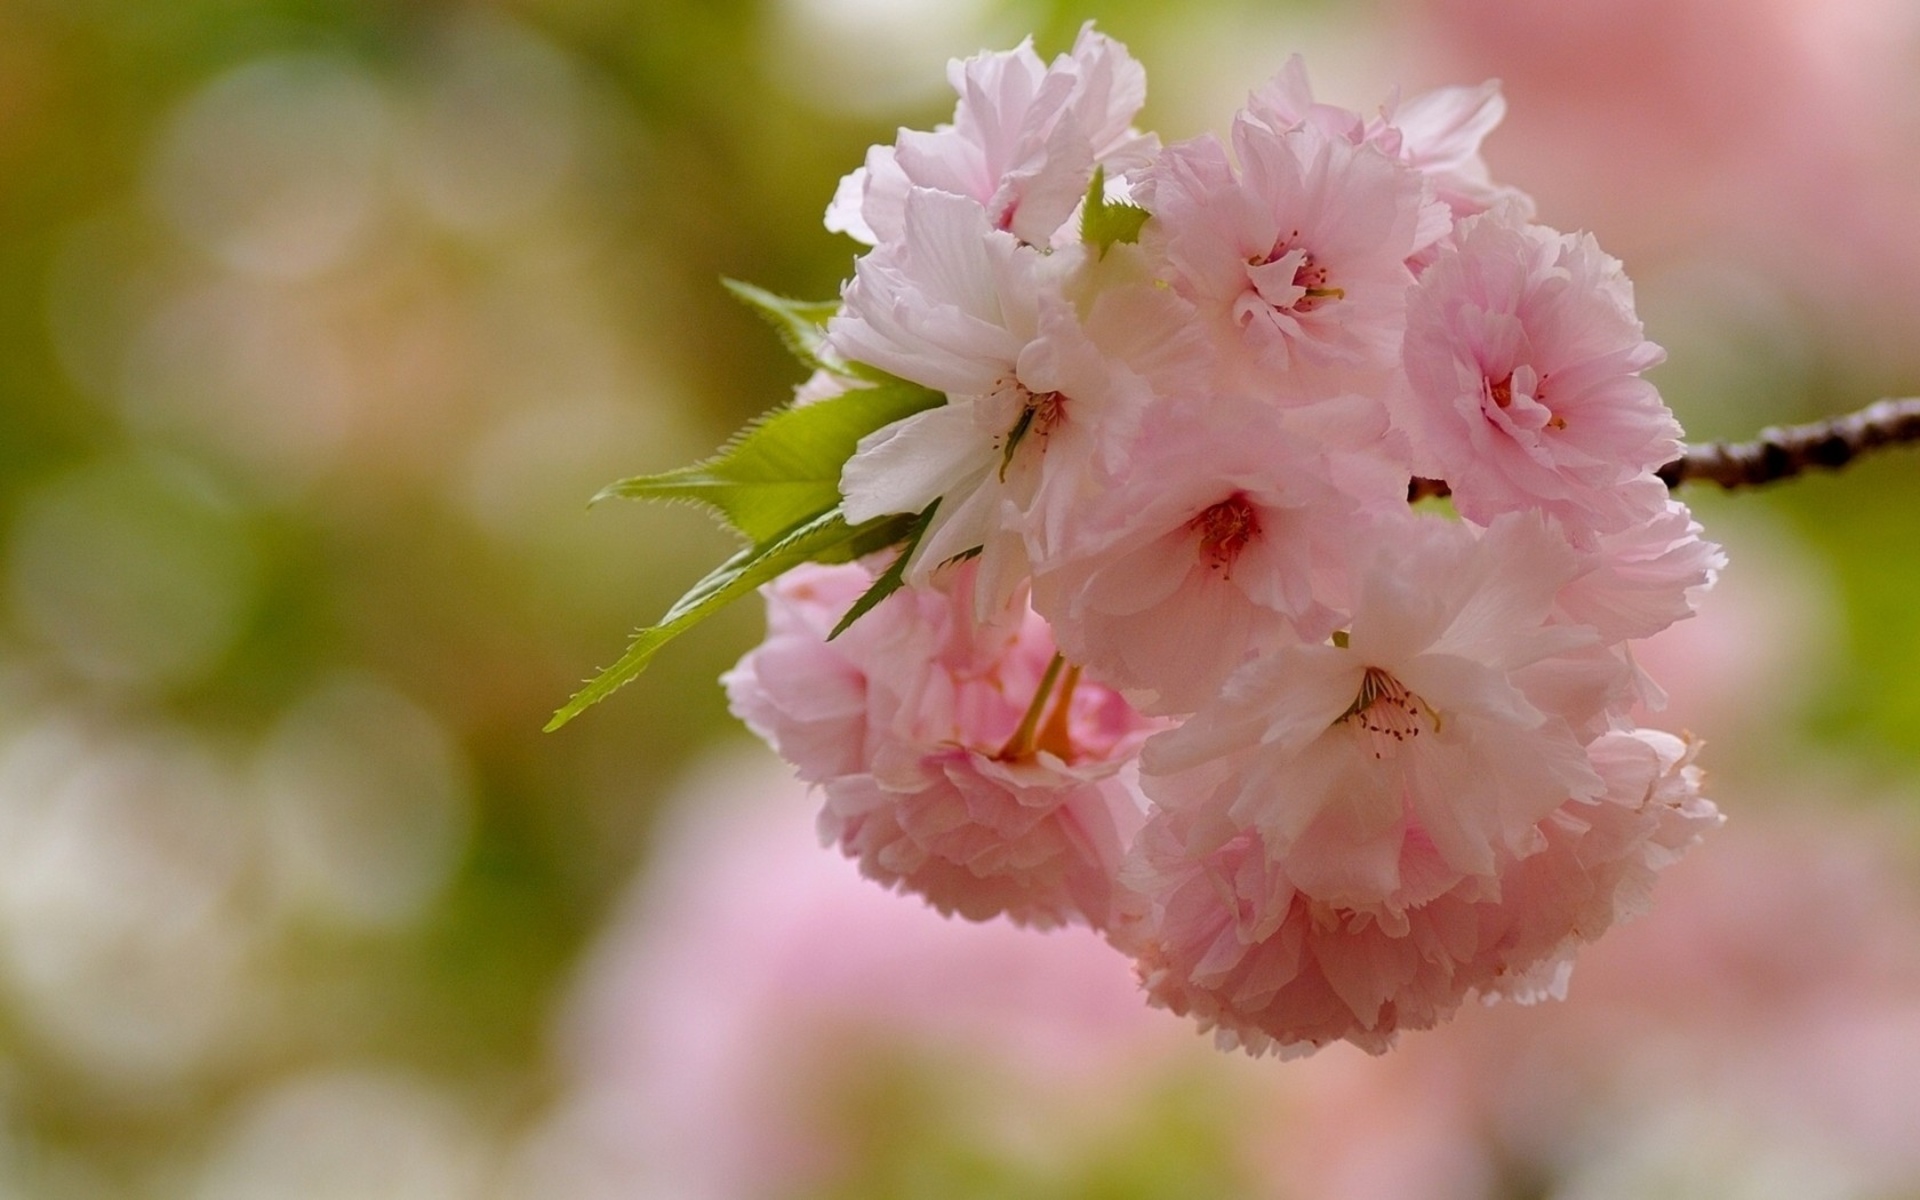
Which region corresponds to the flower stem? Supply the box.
[1034,663,1083,762]
[999,652,1067,761]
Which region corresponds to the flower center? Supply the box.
[995,381,1068,480]
[1338,666,1436,758]
[1246,231,1345,316]
[1190,494,1260,575]
[1028,389,1067,436]
[1287,252,1341,312]
[1485,370,1566,432]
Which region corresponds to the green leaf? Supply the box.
[594,377,943,544]
[1081,165,1149,255]
[545,506,918,731]
[828,500,937,639]
[722,278,843,372]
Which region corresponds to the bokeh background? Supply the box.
[1,0,1918,1196]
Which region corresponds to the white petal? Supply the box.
[840,404,987,523]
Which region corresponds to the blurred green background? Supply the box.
[0,0,1917,1196]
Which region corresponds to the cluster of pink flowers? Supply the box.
[724,27,1723,1057]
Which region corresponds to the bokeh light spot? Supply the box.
[0,716,258,1093]
[119,280,354,494]
[769,0,1016,114]
[7,456,260,690]
[148,55,389,280]
[256,674,472,930]
[399,14,583,234]
[193,1070,487,1200]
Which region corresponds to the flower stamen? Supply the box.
[998,383,1068,480]
[1338,666,1439,758]
[1190,494,1261,576]
[1248,230,1343,314]
[1487,372,1567,430]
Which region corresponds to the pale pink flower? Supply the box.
[721,563,876,787]
[1139,512,1612,911]
[707,34,1732,1073]
[1138,117,1433,390]
[1245,55,1530,226]
[1390,80,1531,220]
[1029,399,1359,715]
[1557,498,1724,642]
[1114,720,1718,1059]
[1241,55,1375,146]
[830,188,1165,608]
[1400,203,1681,538]
[825,24,1157,249]
[723,561,1159,930]
[828,188,1043,402]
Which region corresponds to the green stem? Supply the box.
[999,652,1066,761]
[1034,663,1082,763]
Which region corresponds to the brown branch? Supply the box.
[1659,397,1920,490]
[1408,397,1920,503]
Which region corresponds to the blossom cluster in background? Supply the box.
[723,26,1724,1057]
[547,752,1920,1200]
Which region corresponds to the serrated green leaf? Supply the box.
[828,500,937,639]
[595,377,943,544]
[1081,165,1149,255]
[722,279,844,372]
[545,506,918,730]
[720,278,902,387]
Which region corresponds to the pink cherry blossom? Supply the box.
[1029,398,1361,715]
[1557,498,1725,642]
[1139,118,1432,390]
[1401,202,1682,538]
[1139,512,1613,911]
[1113,720,1718,1059]
[830,188,1171,609]
[828,188,1043,402]
[705,36,1728,1060]
[723,561,1159,930]
[825,24,1157,250]
[1245,55,1531,225]
[1241,56,1375,145]
[1390,80,1531,220]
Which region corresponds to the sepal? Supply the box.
[1080,166,1149,255]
